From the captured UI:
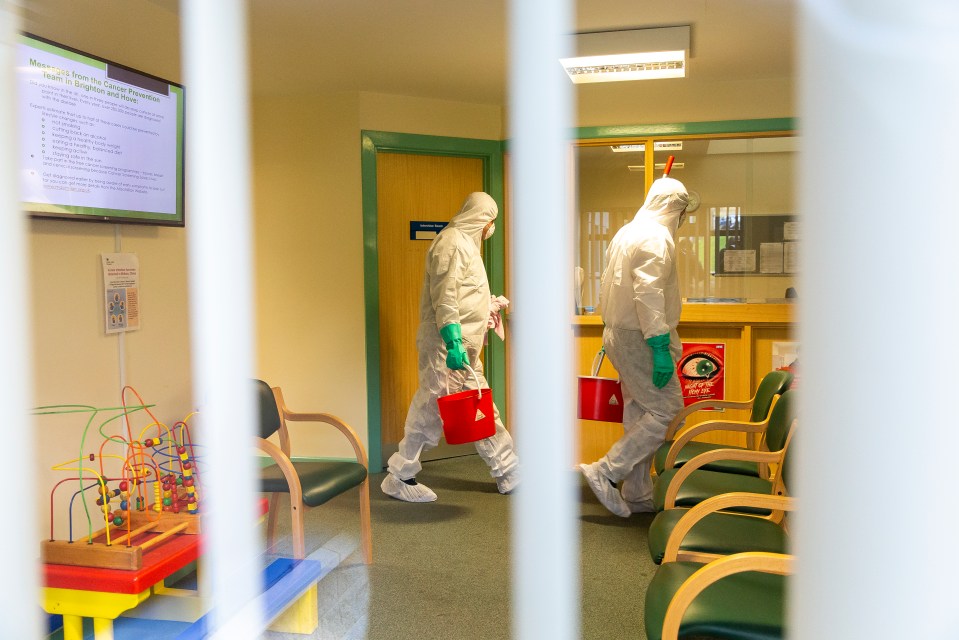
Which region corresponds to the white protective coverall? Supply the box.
[386,192,520,496]
[594,176,689,511]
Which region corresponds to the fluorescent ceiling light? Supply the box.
[611,141,683,153]
[627,162,685,172]
[562,52,685,83]
[655,161,684,171]
[561,26,690,84]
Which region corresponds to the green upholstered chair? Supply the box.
[652,390,796,514]
[644,551,791,640]
[648,492,792,565]
[653,369,793,478]
[254,379,372,562]
[649,411,797,564]
[645,442,796,638]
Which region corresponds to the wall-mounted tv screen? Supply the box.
[15,33,185,226]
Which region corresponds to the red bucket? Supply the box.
[578,376,624,422]
[438,366,496,444]
[578,349,624,422]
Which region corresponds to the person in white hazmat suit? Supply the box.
[382,192,520,503]
[580,176,689,516]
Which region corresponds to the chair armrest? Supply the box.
[273,388,369,469]
[254,437,304,504]
[662,493,796,563]
[660,552,793,640]
[663,447,784,509]
[664,399,755,440]
[663,416,771,470]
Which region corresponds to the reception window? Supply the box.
[575,134,798,311]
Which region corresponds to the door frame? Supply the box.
[361,130,506,470]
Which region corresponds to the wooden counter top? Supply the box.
[572,302,796,327]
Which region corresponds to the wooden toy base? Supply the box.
[42,510,201,571]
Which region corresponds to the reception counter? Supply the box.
[573,303,796,464]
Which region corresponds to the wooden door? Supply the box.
[376,152,485,466]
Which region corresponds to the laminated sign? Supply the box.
[101,253,140,334]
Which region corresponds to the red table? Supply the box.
[43,532,201,639]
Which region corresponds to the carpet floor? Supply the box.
[262,453,659,640]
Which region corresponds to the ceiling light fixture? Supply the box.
[627,162,686,172]
[611,141,684,153]
[561,26,690,84]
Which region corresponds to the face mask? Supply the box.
[483,222,496,240]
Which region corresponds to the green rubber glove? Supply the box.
[440,323,469,370]
[646,333,675,389]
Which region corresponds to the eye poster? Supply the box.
[678,343,725,407]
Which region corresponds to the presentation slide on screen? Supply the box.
[16,35,183,219]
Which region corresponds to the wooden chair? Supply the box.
[653,369,793,477]
[648,491,793,564]
[254,379,372,562]
[652,391,796,514]
[645,433,797,638]
[644,550,792,640]
[649,410,797,563]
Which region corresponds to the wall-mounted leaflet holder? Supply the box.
[711,210,798,276]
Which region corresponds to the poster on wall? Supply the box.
[678,343,725,407]
[101,253,140,334]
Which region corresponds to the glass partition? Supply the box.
[575,134,798,311]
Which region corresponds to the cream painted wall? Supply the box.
[29,221,192,411]
[575,77,794,128]
[358,91,504,140]
[251,92,366,459]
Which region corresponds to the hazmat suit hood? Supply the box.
[420,191,497,339]
[599,176,689,340]
[445,192,498,247]
[633,177,689,232]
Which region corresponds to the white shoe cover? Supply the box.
[381,473,437,503]
[580,462,630,518]
[495,469,519,494]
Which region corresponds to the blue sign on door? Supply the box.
[410,221,448,240]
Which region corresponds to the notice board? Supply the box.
[711,212,798,276]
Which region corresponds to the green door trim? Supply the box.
[361,130,506,470]
[574,117,797,140]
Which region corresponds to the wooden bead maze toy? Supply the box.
[40,386,203,571]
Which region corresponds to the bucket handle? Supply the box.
[591,347,606,377]
[446,364,484,398]
[590,346,620,382]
